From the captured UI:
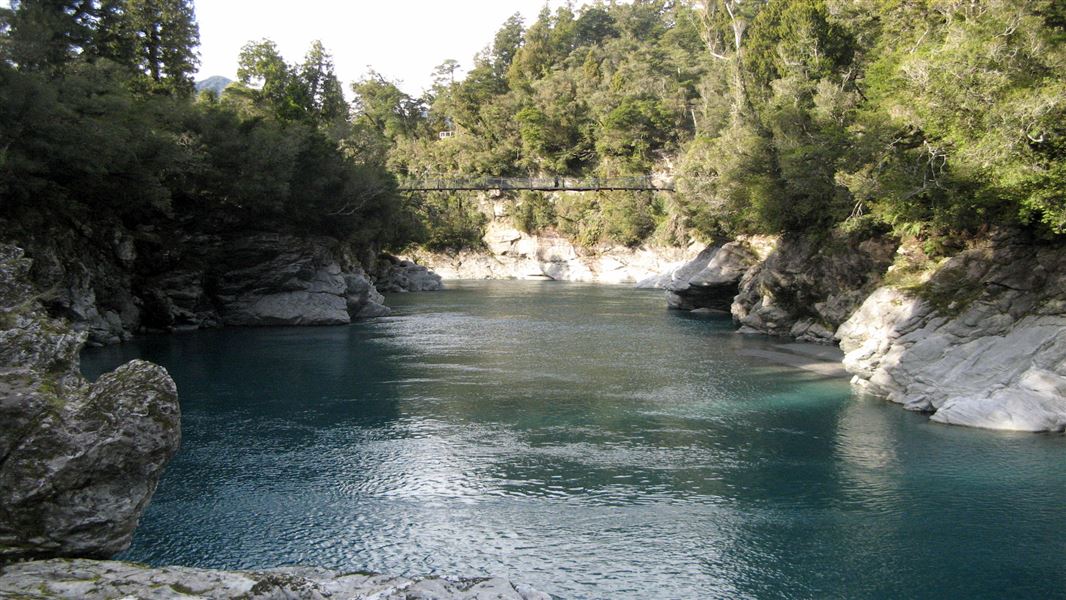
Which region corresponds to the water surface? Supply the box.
[82,281,1066,599]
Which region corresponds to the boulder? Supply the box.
[0,245,181,561]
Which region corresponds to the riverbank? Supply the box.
[407,221,702,284]
[412,203,1066,433]
[658,229,1066,433]
[3,215,443,346]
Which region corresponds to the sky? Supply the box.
[0,0,570,94]
[193,0,567,96]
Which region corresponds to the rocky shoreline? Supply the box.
[838,234,1066,432]
[411,200,1065,433]
[407,220,703,284]
[655,230,1066,433]
[0,245,180,563]
[8,223,441,346]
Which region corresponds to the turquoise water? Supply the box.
[81,281,1066,599]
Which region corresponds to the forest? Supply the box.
[0,0,414,250]
[1,0,1064,256]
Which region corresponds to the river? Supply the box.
[81,281,1066,599]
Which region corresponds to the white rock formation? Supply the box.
[650,237,775,310]
[837,237,1066,432]
[411,221,702,284]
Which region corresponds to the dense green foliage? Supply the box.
[354,0,1065,249]
[0,1,413,250]
[2,1,1063,256]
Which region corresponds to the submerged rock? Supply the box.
[0,245,181,561]
[837,234,1066,432]
[0,559,552,600]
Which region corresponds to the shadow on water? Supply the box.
[81,281,1066,600]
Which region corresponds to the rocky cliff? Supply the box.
[647,236,776,312]
[0,245,181,561]
[9,223,399,345]
[838,233,1066,432]
[651,231,897,343]
[731,234,898,343]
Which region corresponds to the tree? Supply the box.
[574,6,617,47]
[91,0,136,66]
[351,71,425,141]
[596,95,675,170]
[432,58,459,89]
[234,38,303,120]
[490,13,523,78]
[124,0,200,94]
[298,40,346,123]
[2,0,95,71]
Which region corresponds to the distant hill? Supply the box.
[195,76,233,97]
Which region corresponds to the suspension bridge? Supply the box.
[397,176,675,192]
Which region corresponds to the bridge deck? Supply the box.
[398,177,673,192]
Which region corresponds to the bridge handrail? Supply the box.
[397,176,672,191]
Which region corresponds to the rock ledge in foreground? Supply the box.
[0,559,552,600]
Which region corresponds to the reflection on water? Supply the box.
[82,281,1066,600]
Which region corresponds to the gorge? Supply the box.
[1,0,1064,598]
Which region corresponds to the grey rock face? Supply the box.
[663,240,765,311]
[13,225,142,346]
[0,559,553,600]
[187,233,390,327]
[10,229,400,342]
[838,235,1066,432]
[0,245,181,561]
[732,234,897,343]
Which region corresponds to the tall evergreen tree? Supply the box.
[126,0,199,94]
[90,0,136,65]
[298,40,346,123]
[490,13,523,79]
